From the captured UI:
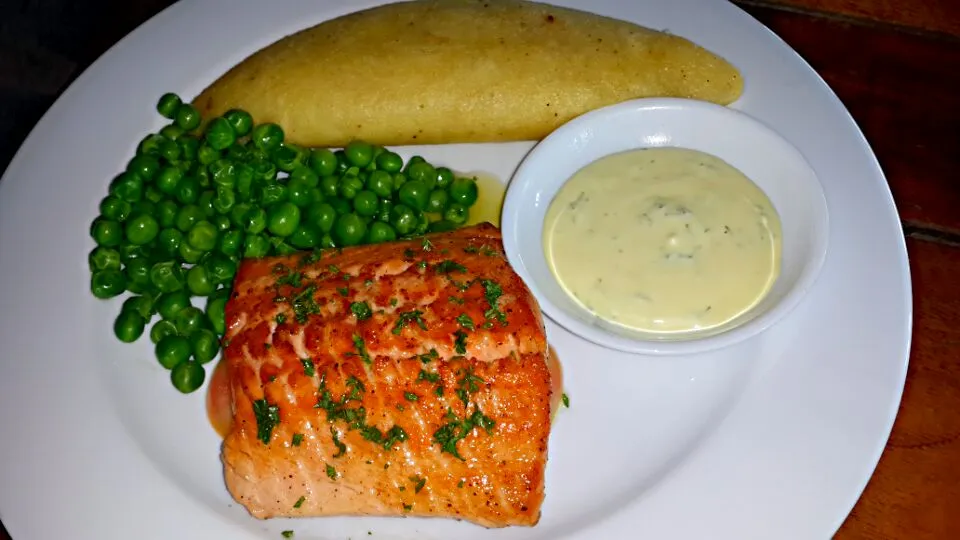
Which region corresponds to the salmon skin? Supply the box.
[221,223,553,527]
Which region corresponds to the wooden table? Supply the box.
[0,1,957,538]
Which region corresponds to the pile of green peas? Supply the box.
[88,92,481,394]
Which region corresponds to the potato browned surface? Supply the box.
[193,0,743,147]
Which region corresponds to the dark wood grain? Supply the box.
[741,0,960,37]
[737,3,960,233]
[835,237,960,540]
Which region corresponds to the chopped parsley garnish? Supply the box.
[457,479,465,488]
[455,368,484,407]
[275,269,303,288]
[417,260,428,270]
[301,358,315,377]
[350,301,372,321]
[463,246,479,254]
[421,238,434,251]
[298,248,323,267]
[327,264,340,274]
[404,392,419,402]
[417,369,440,384]
[291,285,321,323]
[331,426,346,457]
[410,475,426,494]
[562,393,570,408]
[453,330,468,354]
[480,279,508,325]
[252,399,280,445]
[293,495,305,509]
[455,313,475,330]
[337,286,349,297]
[481,246,498,257]
[350,334,372,364]
[402,503,412,512]
[292,433,303,446]
[326,463,337,480]
[449,295,464,305]
[432,406,496,460]
[435,260,467,274]
[275,312,287,324]
[434,386,444,397]
[419,349,439,363]
[448,277,473,292]
[281,531,294,539]
[392,310,426,335]
[364,278,374,287]
[390,297,398,307]
[403,248,416,259]
[315,376,407,453]
[396,404,405,411]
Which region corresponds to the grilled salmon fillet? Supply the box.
[220,223,554,527]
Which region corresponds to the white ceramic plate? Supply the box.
[0,1,912,539]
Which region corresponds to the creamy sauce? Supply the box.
[543,147,782,335]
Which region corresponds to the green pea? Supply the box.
[319,233,336,249]
[187,220,218,251]
[390,204,418,236]
[414,210,430,235]
[334,150,350,175]
[175,204,205,233]
[406,161,437,191]
[327,196,351,215]
[244,207,268,234]
[344,140,374,167]
[127,154,160,181]
[186,265,216,296]
[124,258,152,289]
[218,229,244,258]
[175,103,201,131]
[197,190,216,217]
[160,124,184,141]
[399,180,429,211]
[365,170,393,198]
[138,134,165,156]
[206,295,228,335]
[122,294,155,320]
[91,219,124,247]
[308,148,338,177]
[251,123,284,153]
[435,167,454,189]
[337,175,364,200]
[260,183,288,206]
[235,164,254,200]
[178,136,200,161]
[376,198,393,223]
[157,93,182,119]
[118,243,151,262]
[204,255,237,285]
[109,172,143,203]
[100,196,132,222]
[287,178,314,207]
[375,151,403,173]
[113,311,146,343]
[288,224,321,249]
[91,269,126,299]
[198,144,220,165]
[307,203,337,233]
[144,185,165,204]
[124,214,159,245]
[156,166,183,195]
[204,117,235,150]
[267,202,301,237]
[156,228,183,258]
[319,175,339,198]
[429,219,458,233]
[444,202,469,225]
[392,172,408,192]
[223,109,253,136]
[212,187,236,215]
[333,212,367,246]
[251,158,277,183]
[150,319,178,344]
[154,200,178,228]
[449,177,479,207]
[353,190,379,217]
[271,237,298,256]
[173,306,207,336]
[426,189,449,214]
[156,335,191,370]
[404,155,426,171]
[129,200,156,219]
[208,159,236,189]
[212,214,231,232]
[171,360,205,393]
[158,138,181,162]
[176,176,200,205]
[191,329,220,364]
[308,187,324,205]
[89,247,121,273]
[229,203,252,229]
[273,144,305,173]
[149,261,185,293]
[366,221,397,244]
[178,238,204,264]
[244,233,271,258]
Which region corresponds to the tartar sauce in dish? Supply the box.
[543,147,782,335]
